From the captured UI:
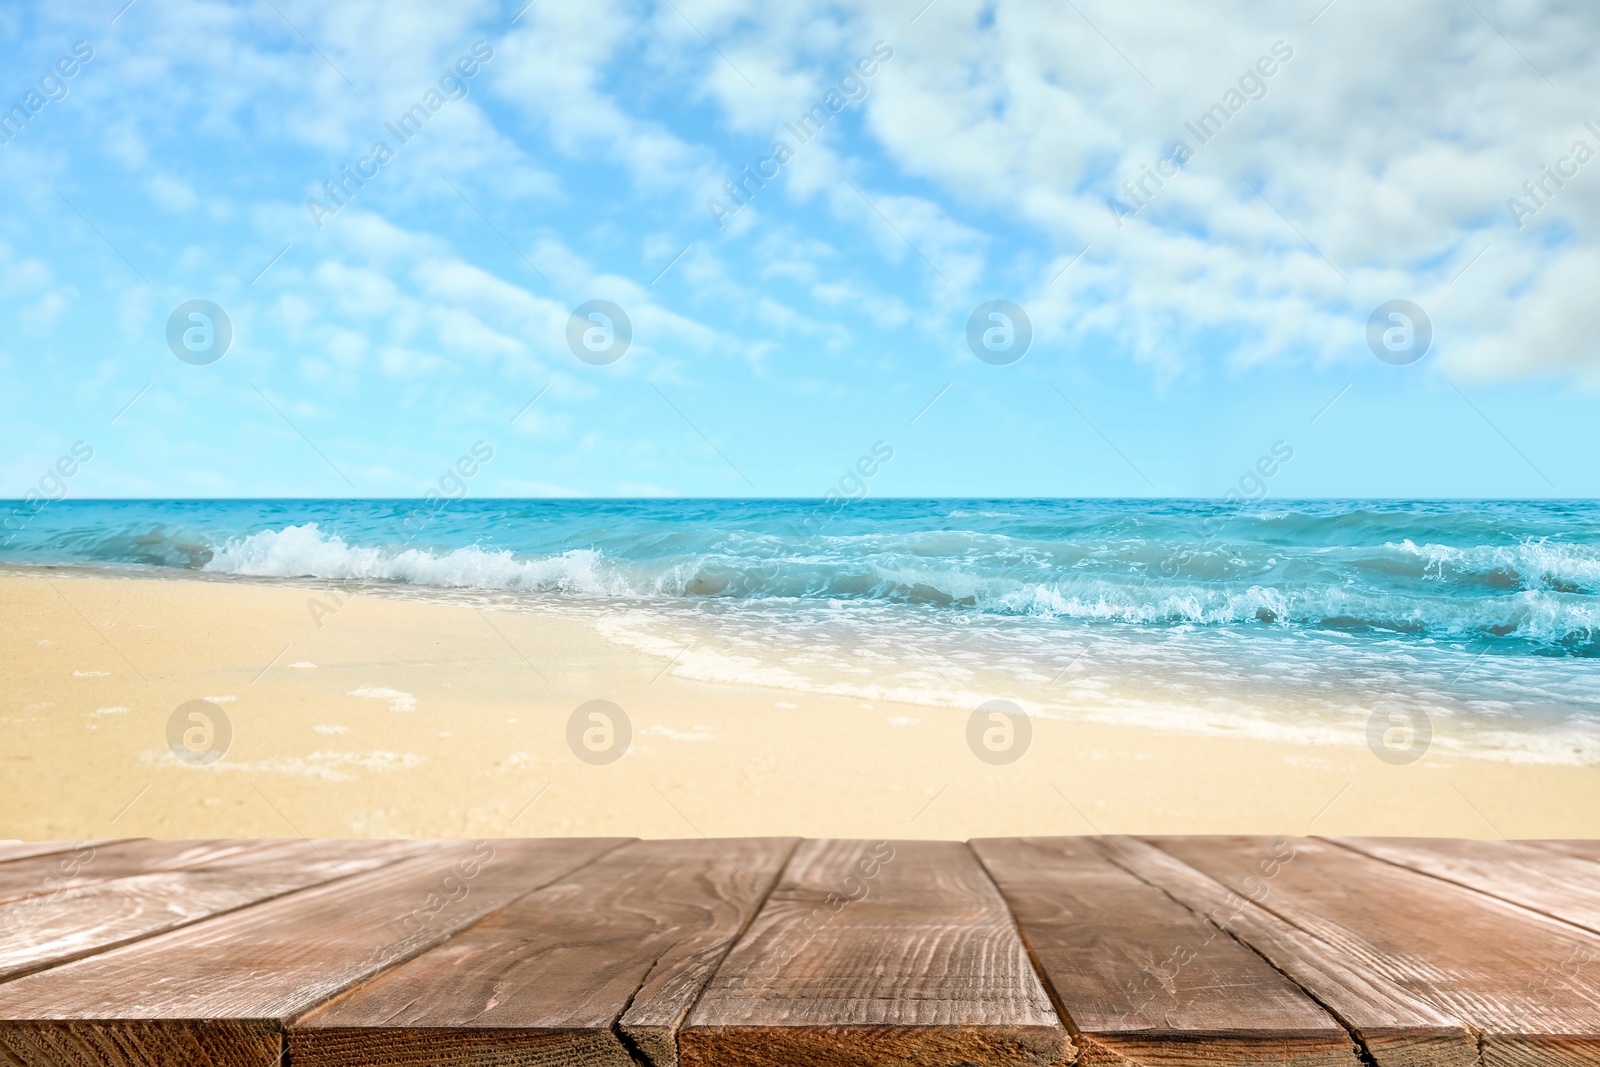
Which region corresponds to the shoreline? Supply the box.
[3,570,1597,841]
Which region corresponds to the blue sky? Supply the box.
[0,0,1595,499]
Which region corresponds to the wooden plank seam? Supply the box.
[971,836,1352,1067]
[0,838,630,1067]
[8,837,1600,1067]
[1098,837,1488,1067]
[970,840,1088,1052]
[1322,836,1600,1017]
[1101,837,1410,1065]
[288,838,792,1067]
[1147,834,1600,1067]
[1103,836,1300,1027]
[682,839,1072,1067]
[613,838,801,1067]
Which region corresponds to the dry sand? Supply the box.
[3,571,1596,842]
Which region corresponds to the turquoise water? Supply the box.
[5,498,1598,761]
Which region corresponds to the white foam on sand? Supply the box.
[346,686,416,712]
[143,748,422,781]
[639,725,714,741]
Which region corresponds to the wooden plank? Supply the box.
[0,839,426,983]
[0,839,281,906]
[1333,836,1600,937]
[1097,835,1477,1067]
[974,836,1362,1067]
[0,840,124,866]
[619,840,793,1067]
[680,839,1070,1067]
[291,837,797,1067]
[0,838,625,1067]
[1147,835,1600,1067]
[1528,840,1600,865]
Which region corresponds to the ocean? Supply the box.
[5,498,1598,764]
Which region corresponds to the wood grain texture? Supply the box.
[616,840,797,1067]
[0,841,124,866]
[0,1020,282,1067]
[0,838,625,1067]
[0,839,426,983]
[1147,835,1600,1067]
[680,838,1070,1067]
[1528,840,1600,865]
[2,835,1599,1067]
[1097,835,1477,1067]
[1333,836,1600,937]
[0,839,279,906]
[974,836,1361,1067]
[290,837,796,1067]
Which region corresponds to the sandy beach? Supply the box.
[3,569,1596,843]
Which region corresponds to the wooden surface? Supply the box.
[0,840,427,983]
[0,840,273,906]
[681,839,1071,1067]
[1528,840,1600,864]
[1099,836,1478,1067]
[973,836,1361,1067]
[0,838,622,1067]
[1148,835,1600,1067]
[0,840,123,866]
[292,838,796,1067]
[0,836,1598,1067]
[1334,836,1600,937]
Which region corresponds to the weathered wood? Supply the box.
[1529,840,1600,865]
[616,840,798,1067]
[290,837,796,1067]
[0,839,425,983]
[0,838,625,1067]
[0,840,124,866]
[1096,835,1477,1067]
[974,836,1362,1067]
[1333,836,1600,938]
[1148,835,1600,1067]
[0,839,276,906]
[680,839,1070,1067]
[0,835,1598,1067]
